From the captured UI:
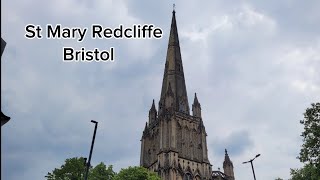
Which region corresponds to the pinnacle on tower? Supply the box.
[223,149,235,180]
[144,122,148,130]
[192,93,202,118]
[223,149,232,166]
[193,93,200,106]
[143,122,149,136]
[150,99,157,111]
[149,99,157,124]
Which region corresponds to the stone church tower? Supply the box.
[140,10,235,180]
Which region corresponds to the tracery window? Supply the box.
[183,172,193,180]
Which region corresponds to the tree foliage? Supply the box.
[45,157,87,180]
[90,163,115,180]
[113,166,160,180]
[46,157,160,180]
[290,164,320,180]
[45,157,115,180]
[298,102,320,167]
[288,102,320,180]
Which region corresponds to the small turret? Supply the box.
[192,93,201,118]
[149,99,157,124]
[144,122,148,131]
[223,149,235,180]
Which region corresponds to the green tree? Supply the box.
[113,166,160,180]
[90,163,115,180]
[289,103,320,180]
[298,102,320,167]
[45,157,87,180]
[290,164,319,180]
[45,157,115,180]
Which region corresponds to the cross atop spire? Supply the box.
[159,9,189,115]
[173,4,176,12]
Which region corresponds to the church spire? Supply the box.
[159,9,190,115]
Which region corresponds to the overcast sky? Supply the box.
[1,0,320,180]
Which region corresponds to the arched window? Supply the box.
[195,175,201,180]
[183,172,193,180]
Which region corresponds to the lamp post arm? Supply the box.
[244,154,260,180]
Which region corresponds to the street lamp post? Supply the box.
[84,120,98,180]
[243,154,260,180]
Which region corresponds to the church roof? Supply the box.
[211,171,229,180]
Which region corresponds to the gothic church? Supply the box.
[140,10,235,180]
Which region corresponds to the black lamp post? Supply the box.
[84,120,98,180]
[243,154,260,180]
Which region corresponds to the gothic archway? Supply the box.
[194,175,201,180]
[194,168,202,179]
[183,172,193,180]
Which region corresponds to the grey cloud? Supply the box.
[210,131,254,157]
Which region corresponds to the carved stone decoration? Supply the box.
[164,153,170,170]
[178,95,187,113]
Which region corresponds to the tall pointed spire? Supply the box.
[141,8,215,179]
[159,9,190,115]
